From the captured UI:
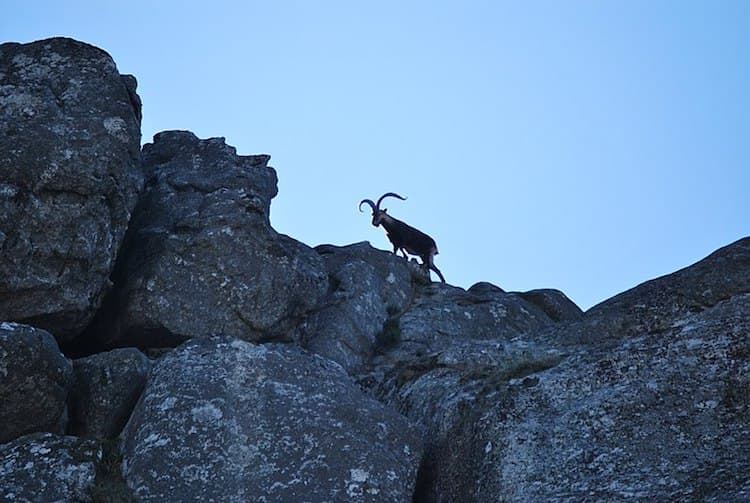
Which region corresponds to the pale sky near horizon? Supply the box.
[3,1,748,310]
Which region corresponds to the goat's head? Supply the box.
[359,192,407,226]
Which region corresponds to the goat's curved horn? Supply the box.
[376,192,407,210]
[359,199,376,212]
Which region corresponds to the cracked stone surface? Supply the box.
[120,337,422,502]
[0,37,142,341]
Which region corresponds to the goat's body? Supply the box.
[379,213,445,283]
[359,192,446,283]
[381,214,436,256]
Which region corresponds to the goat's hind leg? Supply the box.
[419,254,445,283]
[426,254,446,283]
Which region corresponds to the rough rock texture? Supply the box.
[68,348,151,439]
[364,283,562,501]
[298,242,416,372]
[0,37,143,341]
[371,282,554,370]
[0,432,101,503]
[0,322,73,443]
[90,131,328,348]
[380,237,750,502]
[463,293,750,502]
[120,337,422,502]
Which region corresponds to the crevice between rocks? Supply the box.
[89,439,136,503]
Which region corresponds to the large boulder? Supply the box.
[437,292,750,502]
[0,37,143,341]
[298,242,416,373]
[0,433,101,503]
[68,348,152,439]
[120,337,422,502]
[90,131,328,348]
[0,322,73,443]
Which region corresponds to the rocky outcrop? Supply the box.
[68,348,151,439]
[88,131,328,348]
[364,283,563,501]
[298,242,416,372]
[371,281,554,369]
[518,287,584,322]
[2,37,748,503]
[0,433,101,503]
[0,322,73,443]
[0,37,142,341]
[385,237,750,502]
[121,337,422,502]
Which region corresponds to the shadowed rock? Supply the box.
[0,37,143,341]
[373,282,554,369]
[0,322,73,443]
[68,348,151,439]
[87,131,328,348]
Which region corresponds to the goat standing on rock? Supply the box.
[359,192,446,283]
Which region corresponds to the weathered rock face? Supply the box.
[0,322,73,443]
[121,337,422,502]
[372,282,554,370]
[0,37,142,341]
[91,131,328,348]
[364,283,562,501]
[397,238,750,502]
[298,242,416,373]
[68,348,151,439]
[427,293,750,502]
[0,432,101,503]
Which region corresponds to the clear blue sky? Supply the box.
[4,1,748,310]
